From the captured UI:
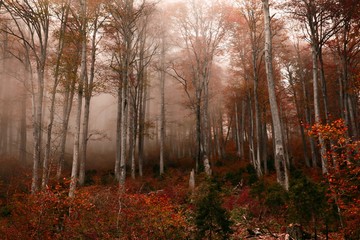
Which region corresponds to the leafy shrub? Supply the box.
[246,164,259,185]
[250,179,288,217]
[224,169,244,186]
[193,178,233,240]
[118,192,189,239]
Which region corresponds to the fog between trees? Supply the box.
[0,0,359,195]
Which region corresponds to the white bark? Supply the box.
[262,0,289,190]
[42,2,70,188]
[69,0,87,198]
[189,169,195,190]
[311,45,328,174]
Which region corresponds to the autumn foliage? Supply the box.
[0,182,189,240]
[309,119,360,238]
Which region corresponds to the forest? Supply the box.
[0,0,359,239]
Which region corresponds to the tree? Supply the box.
[69,0,87,198]
[42,0,72,189]
[170,0,227,173]
[262,0,289,190]
[3,0,51,193]
[79,0,108,186]
[108,0,152,184]
[309,119,360,239]
[236,0,265,177]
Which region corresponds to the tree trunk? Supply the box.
[159,36,165,175]
[79,15,98,186]
[240,100,245,158]
[262,0,289,190]
[138,77,147,177]
[235,102,241,158]
[79,95,90,186]
[42,79,58,189]
[42,0,70,189]
[288,67,310,167]
[202,75,210,170]
[56,78,76,180]
[262,109,268,174]
[19,86,27,162]
[195,90,201,172]
[129,97,136,179]
[119,60,129,185]
[252,49,262,177]
[115,85,122,181]
[318,48,329,122]
[248,93,255,166]
[69,0,87,197]
[311,44,328,174]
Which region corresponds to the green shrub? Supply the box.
[287,171,338,234]
[250,179,288,215]
[194,178,233,240]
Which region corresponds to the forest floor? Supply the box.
[0,155,348,239]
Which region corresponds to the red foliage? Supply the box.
[308,119,360,238]
[0,181,189,239]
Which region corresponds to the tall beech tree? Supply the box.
[108,0,151,184]
[42,0,72,189]
[327,0,360,140]
[69,0,88,198]
[79,0,108,186]
[170,0,227,173]
[262,0,289,190]
[3,0,50,193]
[285,0,344,173]
[237,0,265,177]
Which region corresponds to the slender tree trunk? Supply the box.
[129,97,136,179]
[42,80,57,189]
[240,100,245,158]
[253,53,262,177]
[288,68,310,167]
[115,85,122,181]
[202,75,210,169]
[159,36,165,175]
[56,78,75,180]
[119,74,128,185]
[31,69,45,193]
[19,87,27,162]
[296,44,318,167]
[79,16,98,186]
[262,109,268,174]
[42,0,70,189]
[311,44,328,174]
[69,85,83,198]
[235,102,241,158]
[254,88,262,176]
[347,96,357,138]
[318,48,329,122]
[69,0,87,197]
[138,77,147,177]
[195,90,201,172]
[262,0,289,190]
[248,94,255,165]
[79,96,90,186]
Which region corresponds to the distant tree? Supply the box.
[170,0,228,173]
